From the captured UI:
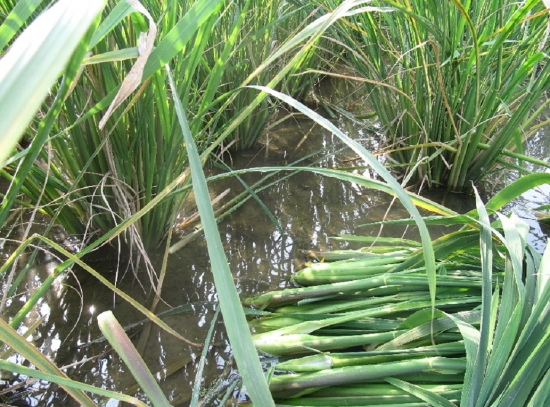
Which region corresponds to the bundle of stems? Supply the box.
[306,0,550,191]
[247,188,550,406]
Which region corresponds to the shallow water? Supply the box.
[2,109,408,406]
[1,87,548,406]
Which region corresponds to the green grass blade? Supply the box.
[483,173,550,215]
[0,0,103,235]
[191,308,220,407]
[83,47,139,65]
[444,312,479,406]
[0,0,106,166]
[385,377,458,407]
[527,363,550,407]
[89,0,136,48]
[0,360,148,407]
[165,66,275,406]
[464,189,493,405]
[498,213,529,298]
[379,310,480,351]
[0,0,44,51]
[97,311,170,407]
[0,318,96,407]
[487,243,550,403]
[142,0,223,80]
[497,329,550,407]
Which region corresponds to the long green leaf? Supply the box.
[0,318,96,406]
[483,173,550,214]
[142,0,223,80]
[97,311,170,407]
[0,0,44,51]
[0,0,106,165]
[191,308,220,407]
[464,189,493,405]
[89,0,136,48]
[0,360,148,406]
[165,66,275,406]
[527,361,550,407]
[498,329,550,406]
[385,377,458,407]
[248,86,437,309]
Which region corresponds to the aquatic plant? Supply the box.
[0,0,405,404]
[0,0,255,404]
[241,84,550,405]
[307,0,550,191]
[0,0,325,252]
[2,0,549,405]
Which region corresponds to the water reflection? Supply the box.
[496,105,550,254]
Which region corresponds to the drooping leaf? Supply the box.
[0,0,107,165]
[166,65,275,406]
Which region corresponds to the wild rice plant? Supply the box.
[2,3,246,401]
[3,0,548,405]
[240,81,550,404]
[1,0,328,252]
[307,0,550,191]
[193,0,323,151]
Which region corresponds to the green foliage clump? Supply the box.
[310,0,550,191]
[0,0,323,249]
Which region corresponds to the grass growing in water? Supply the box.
[2,2,545,405]
[0,0,325,252]
[0,0,409,404]
[308,0,550,191]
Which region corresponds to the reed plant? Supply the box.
[0,0,414,404]
[307,0,550,191]
[3,0,549,404]
[239,91,550,405]
[194,0,323,151]
[0,0,261,404]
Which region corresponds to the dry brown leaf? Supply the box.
[98,0,156,129]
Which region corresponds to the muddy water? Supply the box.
[1,95,548,406]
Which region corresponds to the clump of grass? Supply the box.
[1,0,328,252]
[308,0,550,191]
[0,1,389,404]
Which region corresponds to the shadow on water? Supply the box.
[1,86,548,406]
